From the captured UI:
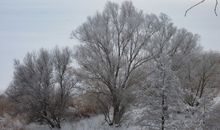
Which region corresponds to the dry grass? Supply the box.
[0,94,28,130]
[0,94,15,117]
[66,92,101,121]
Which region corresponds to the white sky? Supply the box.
[0,0,220,92]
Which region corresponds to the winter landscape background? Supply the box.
[1,0,220,130]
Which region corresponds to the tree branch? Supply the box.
[215,0,219,16]
[185,0,219,16]
[185,0,206,17]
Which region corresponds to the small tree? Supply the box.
[51,47,77,127]
[178,52,220,107]
[6,47,77,129]
[137,23,201,129]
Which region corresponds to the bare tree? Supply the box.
[72,1,165,126]
[179,52,220,107]
[174,51,220,129]
[6,47,77,129]
[50,47,77,128]
[144,26,201,129]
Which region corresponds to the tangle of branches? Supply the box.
[185,0,218,16]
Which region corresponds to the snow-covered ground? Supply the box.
[2,97,220,130]
[26,115,141,130]
[212,96,220,107]
[204,96,220,129]
[24,97,220,130]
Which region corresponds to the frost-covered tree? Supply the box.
[136,20,202,129]
[71,0,220,128]
[72,1,166,125]
[175,51,220,129]
[179,51,220,107]
[50,47,78,128]
[146,56,184,130]
[6,48,77,128]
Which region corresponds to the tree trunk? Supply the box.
[45,118,55,128]
[113,104,120,125]
[49,119,61,129]
[111,93,121,126]
[161,91,165,130]
[162,116,165,130]
[55,121,61,129]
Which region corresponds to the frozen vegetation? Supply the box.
[1,1,220,130]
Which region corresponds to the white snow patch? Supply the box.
[212,96,220,106]
[26,115,141,130]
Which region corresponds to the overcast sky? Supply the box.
[0,0,220,92]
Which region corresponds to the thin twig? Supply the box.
[214,0,218,16]
[185,0,206,16]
